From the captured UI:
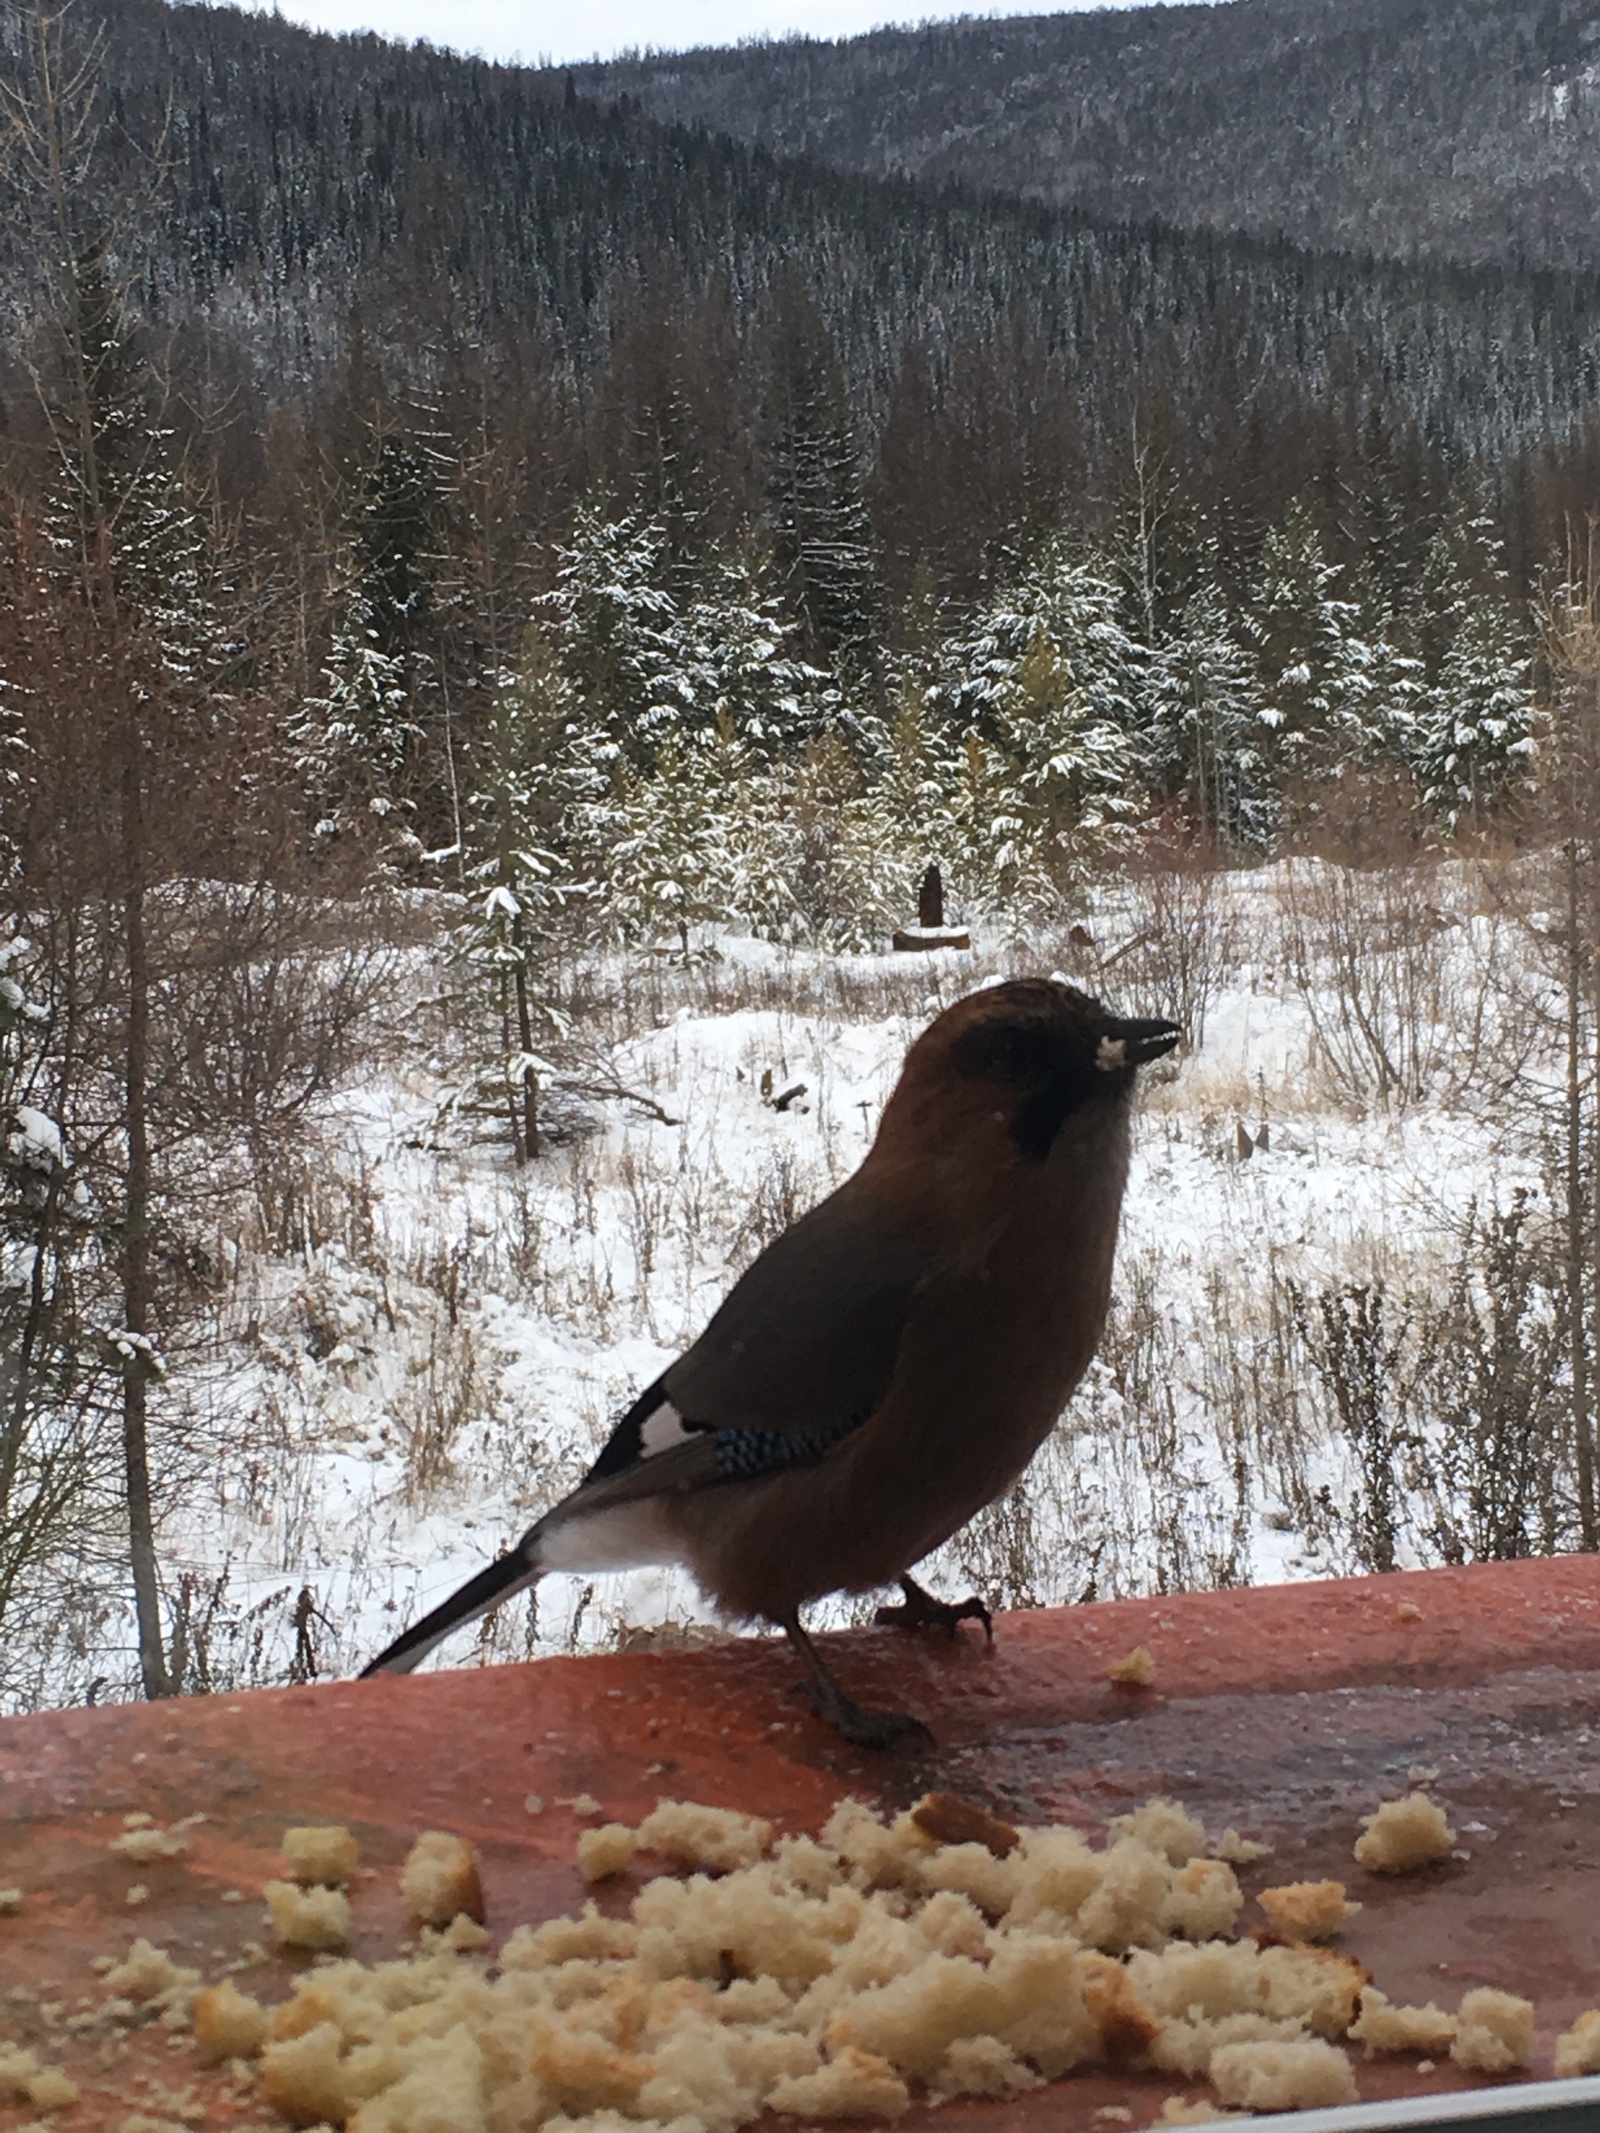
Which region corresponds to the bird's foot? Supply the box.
[874,1574,994,1643]
[803,1679,935,1752]
[782,1611,936,1750]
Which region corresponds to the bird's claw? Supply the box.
[841,1706,936,1752]
[875,1582,994,1642]
[795,1677,934,1751]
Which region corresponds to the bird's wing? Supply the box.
[575,1180,932,1504]
[361,1183,931,1677]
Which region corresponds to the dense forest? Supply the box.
[4,0,1600,604]
[4,0,1600,1703]
[574,0,1600,272]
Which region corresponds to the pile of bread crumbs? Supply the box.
[9,1785,1600,2132]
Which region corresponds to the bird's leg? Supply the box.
[781,1615,933,1751]
[874,1574,993,1642]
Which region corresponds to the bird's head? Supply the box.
[875,977,1182,1168]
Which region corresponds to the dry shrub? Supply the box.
[1275,858,1514,1109]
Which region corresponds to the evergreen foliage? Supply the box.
[454,633,577,1159]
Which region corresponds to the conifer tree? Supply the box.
[24,233,231,1700]
[543,502,677,765]
[938,539,1142,744]
[933,543,1143,903]
[1245,501,1375,804]
[872,677,959,893]
[1404,513,1538,827]
[456,628,579,1162]
[606,730,737,958]
[788,730,879,947]
[949,726,1042,916]
[674,546,824,754]
[992,625,1140,898]
[1149,577,1274,850]
[760,264,880,678]
[0,1,310,1700]
[827,678,956,938]
[0,927,108,1677]
[295,428,445,850]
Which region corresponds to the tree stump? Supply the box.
[894,862,971,951]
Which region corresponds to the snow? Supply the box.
[9,1105,65,1170]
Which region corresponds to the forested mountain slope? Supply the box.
[2,0,1599,604]
[569,0,1600,273]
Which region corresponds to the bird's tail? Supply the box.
[358,1534,543,1678]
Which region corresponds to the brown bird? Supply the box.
[360,978,1180,1745]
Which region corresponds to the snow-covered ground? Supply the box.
[17,860,1565,1705]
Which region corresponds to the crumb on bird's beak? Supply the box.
[1099,1017,1184,1069]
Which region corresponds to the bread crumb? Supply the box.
[0,2047,79,2113]
[1213,1830,1271,1865]
[1257,1880,1361,1942]
[281,1825,359,1888]
[1350,1986,1456,2054]
[263,1881,351,1951]
[219,1889,244,1904]
[768,2045,911,2118]
[193,1981,269,2060]
[399,1830,484,1926]
[639,1799,772,1872]
[578,1823,639,1882]
[523,1793,544,1815]
[123,1810,156,1828]
[421,1911,491,1953]
[1556,2009,1600,2075]
[258,2019,347,2126]
[1353,1791,1455,1873]
[1108,1644,1156,1687]
[1084,1953,1161,2062]
[1163,1859,1244,1942]
[1396,1600,1423,1621]
[110,1825,188,1862]
[929,2035,1041,2099]
[126,1883,151,1907]
[565,1791,604,1816]
[1210,2037,1359,2110]
[1093,2109,1133,2126]
[1152,2103,1245,2127]
[0,1889,21,1915]
[910,1794,1019,1858]
[109,1786,1511,2133]
[1451,1987,1535,2073]
[102,1938,201,2020]
[820,1799,930,1889]
[1109,1798,1206,1865]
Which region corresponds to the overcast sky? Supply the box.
[235,0,1154,72]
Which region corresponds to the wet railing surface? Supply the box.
[5,1556,1600,2128]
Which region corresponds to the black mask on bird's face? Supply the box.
[947,981,1182,1160]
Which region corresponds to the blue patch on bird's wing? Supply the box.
[712,1414,863,1481]
[583,1378,869,1489]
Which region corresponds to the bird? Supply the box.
[360,977,1181,1747]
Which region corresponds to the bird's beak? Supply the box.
[1100,1016,1184,1068]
